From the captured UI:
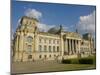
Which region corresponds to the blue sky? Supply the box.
[12,1,96,35]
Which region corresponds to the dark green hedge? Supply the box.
[71,59,79,64]
[62,59,79,64]
[62,56,96,64]
[62,59,71,64]
[79,58,93,64]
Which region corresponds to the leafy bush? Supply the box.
[62,56,96,64]
[62,59,79,64]
[79,56,96,64]
[93,57,96,64]
[92,56,96,64]
[71,59,79,64]
[62,59,71,64]
[79,58,93,64]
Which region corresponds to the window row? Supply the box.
[81,42,89,46]
[39,54,59,59]
[25,20,35,26]
[39,45,60,52]
[39,38,59,44]
[81,47,89,51]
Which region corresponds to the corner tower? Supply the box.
[13,16,39,62]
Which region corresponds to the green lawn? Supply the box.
[11,62,96,74]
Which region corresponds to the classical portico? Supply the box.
[63,32,81,56]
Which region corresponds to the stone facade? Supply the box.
[12,16,95,62]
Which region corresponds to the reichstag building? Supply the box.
[12,16,95,62]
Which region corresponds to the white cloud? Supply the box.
[37,23,55,32]
[25,8,42,19]
[37,23,72,32]
[17,18,21,26]
[63,26,69,31]
[17,8,55,32]
[24,8,70,32]
[77,11,96,34]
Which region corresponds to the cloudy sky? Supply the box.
[12,1,96,36]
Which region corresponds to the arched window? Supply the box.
[27,36,33,43]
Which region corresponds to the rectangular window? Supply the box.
[39,45,42,52]
[39,55,42,59]
[49,46,51,52]
[49,55,51,58]
[44,55,47,58]
[39,38,42,43]
[53,46,55,52]
[53,40,55,44]
[44,45,47,52]
[49,40,51,44]
[27,45,32,53]
[28,55,32,59]
[44,39,46,43]
[57,46,59,52]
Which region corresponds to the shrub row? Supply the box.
[62,57,96,64]
[62,58,79,64]
[79,58,93,64]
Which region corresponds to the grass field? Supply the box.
[11,61,96,74]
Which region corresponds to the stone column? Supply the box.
[76,40,80,53]
[33,34,36,52]
[18,32,24,61]
[64,39,65,53]
[65,39,68,53]
[60,35,64,57]
[72,40,74,54]
[15,35,19,51]
[14,35,19,62]
[64,39,68,55]
[22,33,27,61]
[67,39,69,54]
[34,33,38,52]
[78,40,81,53]
[19,32,24,51]
[69,39,71,54]
[75,40,77,54]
